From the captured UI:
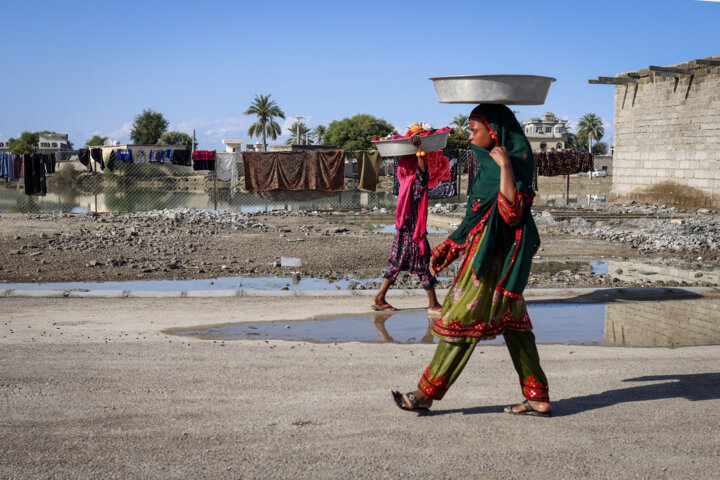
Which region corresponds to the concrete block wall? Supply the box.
[611,57,720,209]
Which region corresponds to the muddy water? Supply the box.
[169,298,720,347]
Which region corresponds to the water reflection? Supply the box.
[608,260,720,285]
[168,298,720,347]
[604,298,720,347]
[1,180,608,213]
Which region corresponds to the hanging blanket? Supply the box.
[536,151,593,177]
[242,150,345,192]
[355,150,383,192]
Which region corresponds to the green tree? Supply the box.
[285,121,312,145]
[592,141,609,155]
[563,132,585,152]
[313,125,327,145]
[130,109,169,145]
[243,94,285,151]
[324,114,395,152]
[445,129,471,150]
[8,131,39,155]
[86,135,108,146]
[159,131,194,150]
[576,113,604,153]
[451,114,469,135]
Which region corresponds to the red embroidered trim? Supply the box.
[432,310,532,339]
[497,287,523,300]
[521,375,549,402]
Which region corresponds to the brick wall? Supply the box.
[611,57,720,209]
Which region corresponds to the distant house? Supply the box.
[37,133,72,153]
[522,112,568,152]
[0,133,71,153]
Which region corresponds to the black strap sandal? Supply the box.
[504,399,551,417]
[391,390,430,413]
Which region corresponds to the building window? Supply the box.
[536,127,543,134]
[545,126,552,133]
[540,142,547,150]
[40,142,50,147]
[556,142,563,150]
[52,142,58,147]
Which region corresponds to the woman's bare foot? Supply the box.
[504,399,551,417]
[391,389,433,411]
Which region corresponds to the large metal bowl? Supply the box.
[429,74,555,105]
[372,130,450,157]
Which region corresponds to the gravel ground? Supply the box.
[1,202,718,290]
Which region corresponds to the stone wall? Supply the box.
[611,57,720,210]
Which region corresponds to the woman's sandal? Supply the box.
[391,390,430,413]
[504,399,551,417]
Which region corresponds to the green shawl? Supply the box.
[447,104,540,296]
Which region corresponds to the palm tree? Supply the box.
[576,113,604,153]
[313,125,327,145]
[451,114,469,134]
[285,121,312,145]
[243,94,285,151]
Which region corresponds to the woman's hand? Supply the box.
[429,255,438,277]
[489,146,511,168]
[408,134,422,152]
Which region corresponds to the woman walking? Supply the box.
[372,135,443,314]
[392,104,550,416]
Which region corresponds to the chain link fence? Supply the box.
[0,149,610,214]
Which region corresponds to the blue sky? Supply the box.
[2,0,719,150]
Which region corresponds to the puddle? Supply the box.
[169,298,720,347]
[590,260,609,275]
[170,303,609,345]
[608,259,720,285]
[0,275,379,292]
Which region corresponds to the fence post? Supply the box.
[93,167,98,213]
[213,171,217,211]
[565,175,570,205]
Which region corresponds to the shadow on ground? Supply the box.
[424,372,720,417]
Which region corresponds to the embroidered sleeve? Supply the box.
[412,167,429,201]
[431,239,463,274]
[498,191,525,227]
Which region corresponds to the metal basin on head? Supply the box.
[429,74,556,105]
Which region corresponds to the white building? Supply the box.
[522,112,568,152]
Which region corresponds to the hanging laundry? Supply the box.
[116,149,133,163]
[192,150,216,171]
[172,149,191,166]
[13,153,24,181]
[90,148,105,170]
[215,153,234,181]
[77,148,92,171]
[47,153,56,173]
[24,154,47,196]
[242,150,345,193]
[535,151,593,177]
[393,149,458,199]
[106,150,117,172]
[355,150,383,192]
[149,149,165,163]
[0,153,9,180]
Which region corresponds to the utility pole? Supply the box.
[292,115,306,145]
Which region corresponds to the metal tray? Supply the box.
[429,74,555,105]
[372,130,450,157]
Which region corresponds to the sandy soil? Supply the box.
[2,295,720,479]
